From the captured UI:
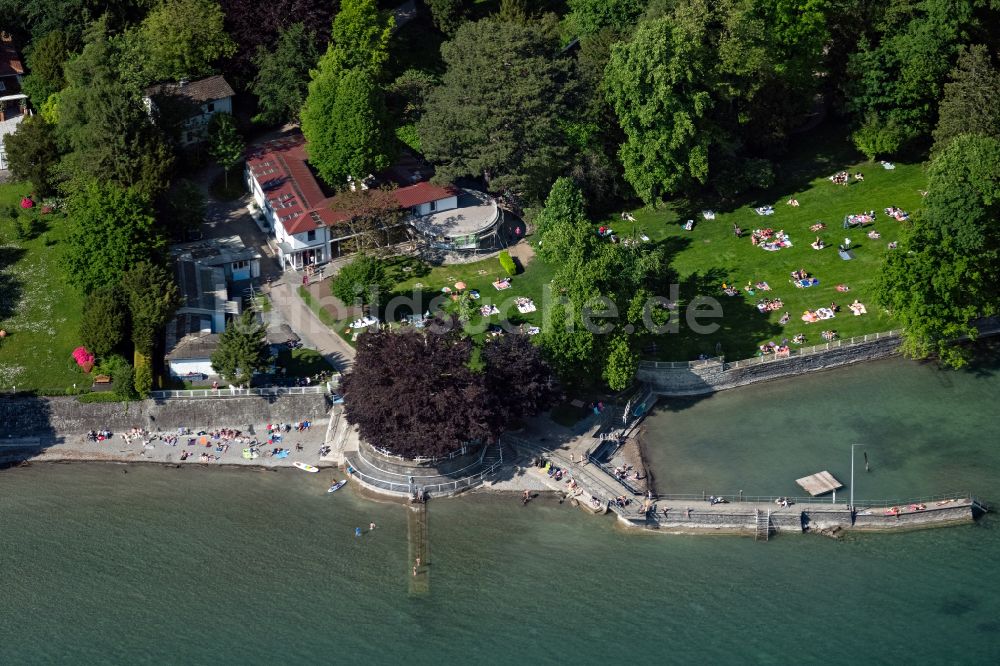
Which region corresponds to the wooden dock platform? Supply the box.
[796,471,844,496]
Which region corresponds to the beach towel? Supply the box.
[702,210,716,220]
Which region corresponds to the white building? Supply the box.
[245,133,505,270]
[144,75,235,146]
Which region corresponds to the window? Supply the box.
[0,81,5,91]
[232,260,249,271]
[207,103,215,113]
[428,200,437,212]
[307,230,316,241]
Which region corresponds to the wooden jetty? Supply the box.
[796,471,843,496]
[407,501,430,595]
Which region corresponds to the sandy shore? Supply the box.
[15,421,333,469]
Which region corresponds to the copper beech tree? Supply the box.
[341,318,558,458]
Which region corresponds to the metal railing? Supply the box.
[724,329,902,370]
[640,356,725,370]
[638,330,902,370]
[356,442,488,480]
[150,384,335,399]
[646,490,978,508]
[347,441,504,495]
[369,443,471,464]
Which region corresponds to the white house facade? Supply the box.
[144,75,235,146]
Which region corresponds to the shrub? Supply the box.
[499,250,516,276]
[134,362,153,398]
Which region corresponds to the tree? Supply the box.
[603,332,638,391]
[161,179,207,241]
[58,18,174,198]
[341,322,496,458]
[331,254,391,307]
[568,0,648,35]
[140,0,236,81]
[65,181,165,294]
[301,0,394,186]
[218,0,334,82]
[932,44,1000,155]
[250,22,320,125]
[3,116,61,196]
[538,300,596,383]
[21,30,70,107]
[211,311,271,386]
[604,15,718,203]
[426,0,466,34]
[330,185,407,253]
[875,134,1000,367]
[418,18,571,202]
[844,0,993,157]
[120,261,181,356]
[208,114,245,188]
[534,177,595,265]
[79,285,127,358]
[482,334,560,423]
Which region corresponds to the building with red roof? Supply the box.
[245,132,504,271]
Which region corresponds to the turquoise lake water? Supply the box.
[2,347,1000,664]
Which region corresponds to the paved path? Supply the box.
[267,276,356,371]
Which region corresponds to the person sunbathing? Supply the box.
[811,237,825,250]
[787,198,800,207]
[779,311,790,325]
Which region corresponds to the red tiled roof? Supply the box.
[393,181,461,208]
[246,133,460,236]
[0,33,25,78]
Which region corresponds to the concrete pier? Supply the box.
[618,496,986,535]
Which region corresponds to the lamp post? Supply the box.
[850,443,864,511]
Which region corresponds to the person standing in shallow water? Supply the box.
[355,527,361,537]
[369,522,376,531]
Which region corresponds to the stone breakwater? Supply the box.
[617,498,984,535]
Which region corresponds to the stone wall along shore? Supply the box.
[0,393,332,440]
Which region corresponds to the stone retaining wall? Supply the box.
[0,393,331,440]
[638,336,901,396]
[639,318,1000,396]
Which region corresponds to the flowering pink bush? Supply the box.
[20,196,34,209]
[72,346,95,368]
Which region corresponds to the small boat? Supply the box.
[327,479,347,493]
[294,462,319,473]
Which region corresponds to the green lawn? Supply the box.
[0,183,87,391]
[303,125,924,364]
[276,347,333,377]
[378,251,555,337]
[596,125,927,361]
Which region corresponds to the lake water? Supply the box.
[2,348,1000,664]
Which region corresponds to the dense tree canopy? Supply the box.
[57,19,173,198]
[419,18,570,202]
[20,30,70,108]
[932,44,1000,155]
[79,285,127,358]
[342,324,495,458]
[301,0,394,186]
[875,134,1000,367]
[120,261,180,356]
[211,311,271,386]
[481,334,560,422]
[3,116,61,197]
[342,320,558,458]
[567,0,648,35]
[251,22,319,125]
[139,0,236,82]
[65,180,164,294]
[218,0,333,83]
[331,254,391,307]
[844,0,994,158]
